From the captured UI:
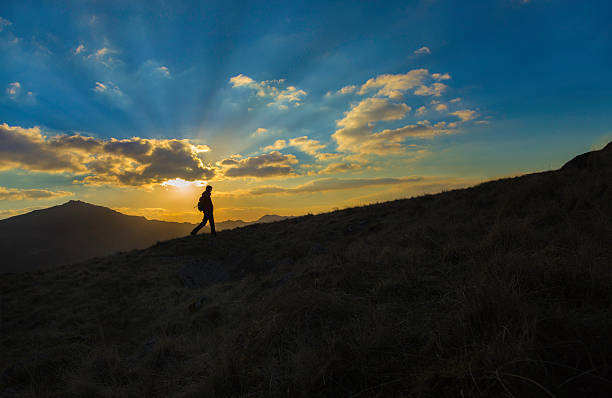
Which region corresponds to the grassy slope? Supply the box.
[2,144,612,397]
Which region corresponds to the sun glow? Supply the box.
[161,178,207,189]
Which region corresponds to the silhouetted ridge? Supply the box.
[561,141,612,171]
[257,214,291,223]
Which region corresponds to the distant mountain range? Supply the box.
[210,214,290,231]
[0,200,290,273]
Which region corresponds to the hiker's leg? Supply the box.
[209,213,216,235]
[191,216,207,235]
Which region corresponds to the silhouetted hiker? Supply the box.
[191,185,216,236]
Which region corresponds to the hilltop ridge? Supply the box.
[2,143,612,397]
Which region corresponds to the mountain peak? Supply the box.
[63,199,93,206]
[257,214,290,223]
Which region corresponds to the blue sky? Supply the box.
[1,0,611,221]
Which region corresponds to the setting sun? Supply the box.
[161,178,207,190]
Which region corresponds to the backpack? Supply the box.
[197,196,204,212]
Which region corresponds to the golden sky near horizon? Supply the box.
[2,1,611,222]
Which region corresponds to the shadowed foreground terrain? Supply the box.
[2,143,612,397]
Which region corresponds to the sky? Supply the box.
[1,0,611,223]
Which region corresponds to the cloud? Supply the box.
[339,85,357,95]
[141,60,172,79]
[0,17,11,32]
[450,97,461,103]
[252,127,269,136]
[155,66,171,78]
[329,69,466,155]
[432,73,451,81]
[229,74,256,87]
[6,82,20,99]
[327,85,358,97]
[339,98,409,131]
[93,82,107,92]
[0,186,73,201]
[262,136,325,156]
[93,81,130,108]
[288,136,325,155]
[413,46,431,55]
[332,97,409,153]
[74,44,85,55]
[332,97,456,155]
[414,82,447,97]
[0,206,44,219]
[450,109,477,122]
[229,74,307,109]
[219,151,298,178]
[0,123,215,187]
[237,176,424,196]
[217,175,484,201]
[355,70,451,100]
[315,152,343,161]
[358,69,430,99]
[362,124,452,153]
[94,47,111,58]
[263,139,286,151]
[86,46,120,68]
[317,162,362,175]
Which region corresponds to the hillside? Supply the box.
[0,201,289,273]
[2,143,612,397]
[0,201,195,273]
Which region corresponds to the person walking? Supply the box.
[191,185,216,236]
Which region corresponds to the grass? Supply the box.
[2,144,612,397]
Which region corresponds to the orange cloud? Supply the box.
[316,162,362,175]
[0,123,215,187]
[414,82,448,97]
[230,176,423,196]
[450,109,477,122]
[0,186,73,200]
[288,136,326,155]
[218,151,298,178]
[358,69,431,98]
